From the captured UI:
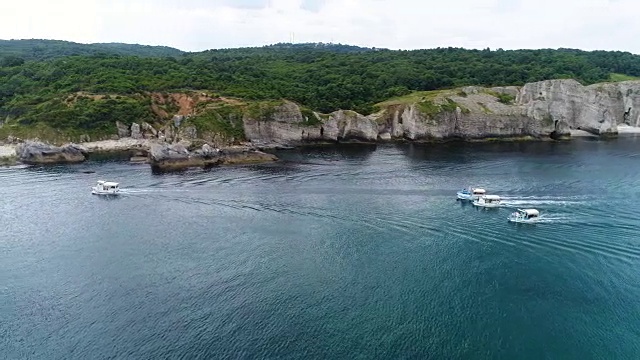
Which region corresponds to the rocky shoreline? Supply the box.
[148,142,277,172]
[0,138,279,170]
[4,121,640,169]
[3,125,640,169]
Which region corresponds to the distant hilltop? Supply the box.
[4,38,640,60]
[0,39,386,60]
[0,39,184,60]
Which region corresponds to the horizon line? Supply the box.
[0,37,637,55]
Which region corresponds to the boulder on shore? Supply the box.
[15,141,86,164]
[149,143,277,171]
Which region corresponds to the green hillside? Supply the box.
[0,39,184,61]
[2,40,640,140]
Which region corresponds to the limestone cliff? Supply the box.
[242,101,378,147]
[239,85,561,145]
[373,86,559,141]
[5,79,640,149]
[239,79,640,145]
[519,79,640,135]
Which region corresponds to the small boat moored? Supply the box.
[92,180,120,195]
[508,208,540,223]
[457,187,486,200]
[472,194,501,208]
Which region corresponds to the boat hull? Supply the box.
[92,187,120,195]
[457,193,483,200]
[472,201,501,208]
[508,217,538,223]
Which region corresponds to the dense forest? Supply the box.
[2,40,640,137]
[0,39,183,61]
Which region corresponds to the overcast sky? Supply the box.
[0,0,635,53]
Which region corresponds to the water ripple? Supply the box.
[3,141,640,359]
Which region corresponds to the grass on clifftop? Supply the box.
[375,89,456,107]
[376,90,470,117]
[483,90,516,105]
[610,73,640,82]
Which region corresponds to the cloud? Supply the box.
[0,0,637,53]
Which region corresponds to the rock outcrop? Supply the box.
[116,121,130,138]
[243,101,379,147]
[141,122,158,139]
[376,93,557,141]
[131,123,142,139]
[15,141,86,164]
[149,143,277,171]
[518,79,640,135]
[243,101,323,146]
[240,79,640,145]
[332,110,378,141]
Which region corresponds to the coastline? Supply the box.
[3,124,640,169]
[0,138,279,170]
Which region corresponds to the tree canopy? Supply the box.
[2,40,640,133]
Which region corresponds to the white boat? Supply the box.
[472,194,501,208]
[457,187,486,200]
[508,208,540,223]
[92,180,120,195]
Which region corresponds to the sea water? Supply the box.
[2,139,640,359]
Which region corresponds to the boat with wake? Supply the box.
[472,194,501,208]
[91,180,120,195]
[508,208,540,223]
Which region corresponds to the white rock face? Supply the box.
[601,81,640,127]
[379,104,542,140]
[376,80,640,139]
[519,79,620,135]
[243,102,378,146]
[332,110,378,142]
[131,123,142,139]
[115,121,130,138]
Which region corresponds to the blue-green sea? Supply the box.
[2,138,640,359]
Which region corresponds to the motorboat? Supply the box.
[472,194,501,208]
[508,208,540,223]
[92,180,120,195]
[457,187,486,200]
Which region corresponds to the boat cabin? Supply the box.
[481,195,500,203]
[96,180,119,192]
[518,209,539,219]
[472,188,486,196]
